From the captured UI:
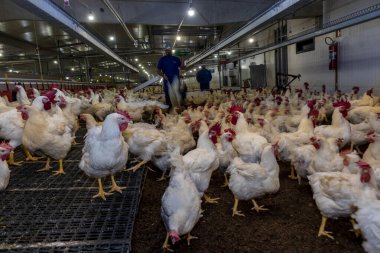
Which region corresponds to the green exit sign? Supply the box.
[174,49,191,56]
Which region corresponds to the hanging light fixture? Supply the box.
[187,0,195,16]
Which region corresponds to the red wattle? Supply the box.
[21,111,29,120]
[44,102,52,110]
[119,123,129,132]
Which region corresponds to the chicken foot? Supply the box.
[203,193,220,204]
[52,160,65,176]
[251,199,268,213]
[350,219,361,238]
[93,179,113,200]
[7,151,23,166]
[232,198,245,217]
[23,146,42,161]
[186,233,198,246]
[221,174,229,187]
[126,160,147,173]
[288,162,298,180]
[317,216,334,239]
[37,158,52,172]
[162,233,173,252]
[156,171,168,181]
[108,175,126,193]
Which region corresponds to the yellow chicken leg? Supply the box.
[93,178,113,200]
[232,198,245,217]
[7,151,23,166]
[53,160,65,176]
[251,199,268,213]
[288,162,298,180]
[318,216,334,239]
[203,193,220,204]
[37,158,52,172]
[126,160,147,172]
[109,175,126,193]
[221,174,229,187]
[186,233,198,246]
[350,219,361,238]
[162,232,173,252]
[23,146,42,161]
[156,171,167,181]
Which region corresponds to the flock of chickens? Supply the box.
[1,82,380,253]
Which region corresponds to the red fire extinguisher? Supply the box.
[328,42,338,70]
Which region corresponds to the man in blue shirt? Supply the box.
[196,65,212,91]
[157,43,182,108]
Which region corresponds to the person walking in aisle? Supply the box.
[196,65,212,91]
[157,43,182,108]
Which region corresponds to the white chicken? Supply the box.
[216,128,238,187]
[19,96,73,175]
[229,105,268,163]
[227,144,280,216]
[0,143,12,191]
[352,195,380,253]
[170,120,220,203]
[308,160,378,239]
[79,112,131,200]
[314,101,352,147]
[161,167,202,251]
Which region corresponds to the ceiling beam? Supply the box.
[0,31,54,55]
[14,0,139,72]
[185,0,313,67]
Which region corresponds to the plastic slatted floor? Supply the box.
[0,128,145,253]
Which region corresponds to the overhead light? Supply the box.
[71,67,75,71]
[184,73,186,76]
[88,12,95,21]
[65,76,69,80]
[172,49,175,54]
[227,51,231,55]
[54,60,58,64]
[109,36,115,41]
[190,70,192,73]
[135,58,138,62]
[214,55,218,58]
[249,38,254,43]
[9,69,13,73]
[138,64,142,67]
[198,66,202,69]
[187,7,195,17]
[193,68,196,71]
[0,53,2,57]
[99,74,102,76]
[176,36,181,41]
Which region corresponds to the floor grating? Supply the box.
[0,126,146,253]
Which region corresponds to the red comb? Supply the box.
[117,111,132,120]
[44,90,57,103]
[307,99,316,108]
[310,136,317,142]
[228,105,244,113]
[367,130,375,136]
[340,148,351,156]
[308,109,319,118]
[210,122,222,136]
[0,142,13,151]
[332,101,351,109]
[304,82,309,88]
[352,86,360,91]
[356,160,371,169]
[49,84,60,90]
[224,128,236,136]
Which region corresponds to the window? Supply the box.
[296,38,315,54]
